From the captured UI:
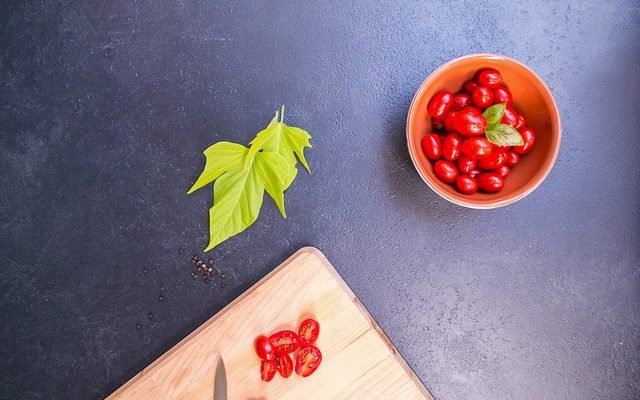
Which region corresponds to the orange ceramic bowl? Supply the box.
[407,54,562,208]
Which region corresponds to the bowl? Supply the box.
[406,53,562,208]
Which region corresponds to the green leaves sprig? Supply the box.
[188,106,311,251]
[482,103,524,146]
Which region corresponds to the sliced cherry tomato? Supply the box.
[451,93,472,111]
[457,154,476,174]
[491,86,512,105]
[472,86,493,109]
[298,318,320,346]
[461,137,493,159]
[269,330,300,354]
[443,111,457,132]
[427,90,454,118]
[456,175,478,195]
[261,359,277,382]
[421,134,442,161]
[295,345,322,377]
[476,173,505,192]
[478,69,503,88]
[255,335,276,361]
[453,107,487,136]
[514,127,536,155]
[463,79,480,94]
[276,353,293,378]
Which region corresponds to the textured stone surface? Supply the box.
[1,1,639,399]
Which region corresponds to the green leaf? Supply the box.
[246,105,312,178]
[205,153,264,251]
[254,151,291,218]
[482,103,506,129]
[485,124,524,146]
[187,142,247,194]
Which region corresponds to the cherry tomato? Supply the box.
[514,127,536,155]
[276,353,293,378]
[472,86,493,109]
[442,133,462,161]
[261,360,277,382]
[477,150,507,170]
[453,107,487,136]
[452,93,472,111]
[476,173,505,192]
[461,137,493,159]
[433,160,459,183]
[463,79,480,94]
[456,175,478,195]
[443,111,457,132]
[515,114,526,130]
[505,150,520,167]
[457,154,477,174]
[295,346,322,377]
[299,318,320,346]
[469,168,482,177]
[427,90,454,118]
[494,164,510,178]
[269,330,300,354]
[255,335,276,361]
[478,69,503,88]
[500,106,519,127]
[491,86,512,105]
[431,116,444,131]
[421,134,442,161]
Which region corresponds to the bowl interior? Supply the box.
[407,54,561,208]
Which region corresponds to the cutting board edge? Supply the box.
[106,247,318,400]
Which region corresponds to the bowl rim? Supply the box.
[406,53,562,209]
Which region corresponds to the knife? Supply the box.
[214,356,227,400]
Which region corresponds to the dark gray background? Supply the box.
[1,0,639,399]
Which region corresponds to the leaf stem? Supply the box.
[279,104,285,123]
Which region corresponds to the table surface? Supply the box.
[1,1,639,399]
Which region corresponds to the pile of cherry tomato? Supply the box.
[423,69,536,194]
[255,318,322,381]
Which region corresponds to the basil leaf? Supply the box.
[485,124,524,146]
[482,103,506,129]
[187,142,247,194]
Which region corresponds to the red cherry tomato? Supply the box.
[463,79,480,94]
[472,86,493,109]
[478,69,503,88]
[500,106,519,127]
[505,150,520,167]
[295,346,322,377]
[427,90,454,118]
[433,160,459,183]
[255,335,276,361]
[452,93,472,111]
[269,330,300,354]
[457,154,477,174]
[469,168,482,177]
[491,86,512,105]
[443,111,457,132]
[477,150,507,170]
[514,127,536,155]
[461,137,493,159]
[515,114,526,130]
[431,116,444,131]
[261,360,277,382]
[442,133,462,161]
[276,353,294,378]
[453,107,487,136]
[494,164,510,178]
[298,318,320,346]
[456,175,478,195]
[421,134,442,161]
[476,173,505,192]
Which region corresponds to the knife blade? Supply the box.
[214,356,227,400]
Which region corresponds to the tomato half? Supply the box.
[277,353,294,378]
[298,318,320,346]
[295,345,322,377]
[255,335,276,361]
[269,330,300,354]
[261,360,277,382]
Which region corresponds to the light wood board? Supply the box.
[108,247,433,400]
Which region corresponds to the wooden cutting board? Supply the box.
[108,247,433,400]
